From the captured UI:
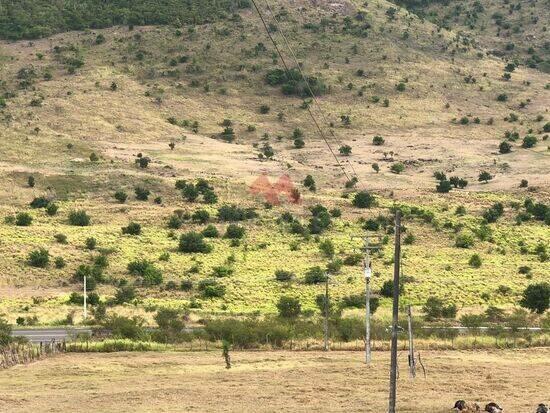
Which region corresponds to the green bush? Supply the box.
[522,135,537,148]
[30,196,50,208]
[198,278,226,298]
[192,209,210,224]
[28,248,49,268]
[202,224,220,238]
[520,283,549,314]
[265,67,326,98]
[390,163,405,174]
[276,296,301,318]
[372,135,385,145]
[224,224,245,239]
[380,280,404,298]
[218,204,257,221]
[114,284,136,304]
[122,222,141,235]
[304,266,327,284]
[15,212,33,226]
[352,191,376,208]
[469,254,482,268]
[85,237,97,250]
[455,231,475,248]
[114,190,128,203]
[104,315,146,340]
[127,260,162,286]
[68,210,90,226]
[134,186,150,201]
[275,270,294,282]
[45,203,58,216]
[179,232,212,253]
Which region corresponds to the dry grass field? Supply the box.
[0,349,548,412]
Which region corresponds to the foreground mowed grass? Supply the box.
[0,349,548,412]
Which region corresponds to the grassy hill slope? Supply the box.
[0,0,548,325]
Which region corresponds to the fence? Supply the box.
[0,340,66,369]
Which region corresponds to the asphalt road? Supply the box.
[11,328,92,343]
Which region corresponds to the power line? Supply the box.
[260,0,360,180]
[250,0,352,182]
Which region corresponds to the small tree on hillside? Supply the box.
[520,283,549,314]
[339,145,352,156]
[277,296,301,318]
[353,191,375,208]
[478,171,493,183]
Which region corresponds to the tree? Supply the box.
[372,163,380,173]
[85,237,97,250]
[202,224,219,238]
[339,145,352,156]
[115,284,136,304]
[380,280,404,298]
[277,296,301,318]
[520,283,549,314]
[224,224,245,239]
[179,232,212,253]
[455,231,475,248]
[423,297,457,321]
[352,191,375,208]
[478,171,493,183]
[499,141,512,154]
[294,138,305,149]
[27,175,35,188]
[89,152,99,162]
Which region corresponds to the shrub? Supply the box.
[192,209,210,224]
[28,248,49,268]
[372,163,380,173]
[469,254,482,268]
[478,171,493,183]
[122,222,141,235]
[294,138,305,149]
[380,280,404,298]
[179,232,212,253]
[114,284,136,304]
[114,190,128,203]
[340,294,380,313]
[390,163,405,174]
[339,145,352,156]
[277,296,301,318]
[499,141,512,154]
[54,257,66,268]
[259,104,270,114]
[218,205,257,221]
[352,191,375,208]
[202,224,219,238]
[522,135,537,148]
[180,279,193,291]
[45,203,58,216]
[303,175,316,191]
[395,82,406,92]
[15,212,33,226]
[422,297,457,320]
[455,231,475,248]
[30,196,49,208]
[68,210,90,226]
[304,266,327,284]
[319,239,335,258]
[104,315,145,340]
[497,93,508,102]
[275,270,294,282]
[134,186,150,201]
[372,135,385,145]
[436,180,452,193]
[89,152,99,162]
[520,283,549,314]
[198,278,225,298]
[85,237,97,250]
[403,233,415,245]
[224,224,245,239]
[27,175,35,188]
[127,260,162,286]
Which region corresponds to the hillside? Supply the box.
[0,0,548,326]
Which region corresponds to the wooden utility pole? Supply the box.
[83,275,87,320]
[323,274,330,351]
[407,305,416,378]
[364,239,372,365]
[388,210,402,413]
